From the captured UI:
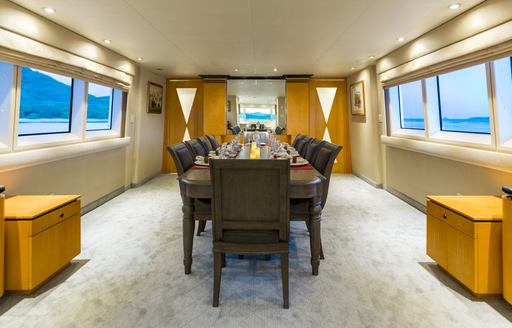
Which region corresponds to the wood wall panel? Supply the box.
[286,79,309,139]
[162,80,203,173]
[309,79,351,173]
[203,80,226,136]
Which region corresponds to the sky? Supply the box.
[33,68,112,97]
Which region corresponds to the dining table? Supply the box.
[179,145,326,275]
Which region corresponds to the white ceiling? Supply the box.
[11,0,484,77]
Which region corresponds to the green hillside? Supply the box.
[20,67,110,120]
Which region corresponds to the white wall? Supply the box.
[130,68,166,185]
[347,66,383,185]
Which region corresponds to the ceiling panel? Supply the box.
[10,0,485,77]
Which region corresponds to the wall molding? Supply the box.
[0,137,131,173]
[382,135,512,174]
[81,186,126,215]
[385,185,426,214]
[352,172,383,189]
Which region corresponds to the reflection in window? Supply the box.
[87,83,113,131]
[437,64,490,134]
[399,80,424,130]
[18,67,73,136]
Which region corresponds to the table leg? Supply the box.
[309,196,322,275]
[183,197,195,274]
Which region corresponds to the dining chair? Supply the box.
[297,136,313,158]
[198,136,213,153]
[206,135,220,150]
[305,139,325,164]
[291,135,305,148]
[290,141,342,260]
[275,126,285,135]
[210,159,290,308]
[167,144,210,236]
[185,138,208,157]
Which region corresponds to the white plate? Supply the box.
[290,158,309,166]
[194,160,209,166]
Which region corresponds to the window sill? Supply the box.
[85,129,121,140]
[381,135,512,173]
[0,137,131,173]
[430,131,493,149]
[391,129,426,139]
[16,133,82,151]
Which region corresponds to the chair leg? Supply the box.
[238,254,244,259]
[265,254,271,261]
[213,252,222,307]
[280,253,289,309]
[197,220,207,236]
[221,253,226,267]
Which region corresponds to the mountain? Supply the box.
[20,67,110,120]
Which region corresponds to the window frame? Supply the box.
[17,67,75,137]
[397,82,425,131]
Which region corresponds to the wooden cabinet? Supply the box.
[286,79,309,137]
[426,196,502,296]
[4,195,81,293]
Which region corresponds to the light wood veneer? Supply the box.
[426,196,502,296]
[4,195,81,293]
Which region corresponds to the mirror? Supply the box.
[226,79,286,133]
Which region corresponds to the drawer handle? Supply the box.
[60,213,64,218]
[442,214,447,219]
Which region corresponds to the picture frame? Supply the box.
[147,82,163,114]
[350,80,366,116]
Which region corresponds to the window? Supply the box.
[240,106,276,122]
[18,67,73,136]
[87,83,113,131]
[437,64,490,134]
[398,80,424,130]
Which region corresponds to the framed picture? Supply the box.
[350,80,366,116]
[147,82,163,114]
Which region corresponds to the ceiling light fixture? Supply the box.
[351,67,356,70]
[103,39,112,44]
[449,3,461,10]
[397,37,405,42]
[233,68,239,72]
[273,68,278,72]
[43,7,56,13]
[369,55,375,59]
[136,57,143,61]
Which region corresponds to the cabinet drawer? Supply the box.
[427,200,475,238]
[31,200,80,236]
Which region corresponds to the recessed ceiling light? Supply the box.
[233,68,239,72]
[136,57,143,61]
[273,68,278,72]
[43,7,56,13]
[351,67,356,70]
[397,37,405,42]
[369,55,375,59]
[449,3,461,10]
[103,39,112,44]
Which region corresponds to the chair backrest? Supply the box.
[291,135,305,148]
[275,126,285,135]
[167,143,195,176]
[210,159,290,242]
[185,139,208,157]
[298,136,313,157]
[231,126,241,135]
[305,139,325,163]
[312,142,343,207]
[198,136,213,153]
[207,135,220,149]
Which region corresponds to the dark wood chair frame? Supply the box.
[210,159,290,308]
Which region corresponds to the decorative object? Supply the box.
[147,82,163,114]
[350,81,366,116]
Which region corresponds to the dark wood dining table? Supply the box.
[179,146,326,275]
